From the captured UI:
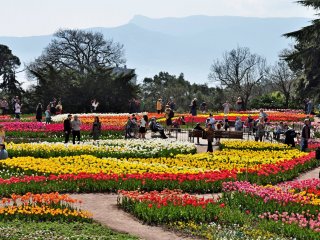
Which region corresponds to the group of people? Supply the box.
[156,97,175,114]
[63,114,101,144]
[189,97,244,117]
[35,98,63,123]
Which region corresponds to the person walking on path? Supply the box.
[71,115,81,144]
[301,118,311,151]
[63,114,72,144]
[14,100,22,121]
[36,103,43,122]
[91,116,101,144]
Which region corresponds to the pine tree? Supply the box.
[284,0,320,97]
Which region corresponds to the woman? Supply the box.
[91,116,101,143]
[190,98,197,116]
[71,115,81,144]
[138,115,148,139]
[255,117,265,142]
[36,103,43,122]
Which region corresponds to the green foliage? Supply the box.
[0,44,23,98]
[26,29,138,113]
[0,220,138,240]
[249,92,285,109]
[140,71,225,112]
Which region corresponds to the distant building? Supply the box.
[112,65,137,85]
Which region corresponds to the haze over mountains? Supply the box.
[0,15,311,86]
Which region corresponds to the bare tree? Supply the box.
[34,29,126,74]
[270,60,295,108]
[208,46,267,109]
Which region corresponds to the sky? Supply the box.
[0,0,316,37]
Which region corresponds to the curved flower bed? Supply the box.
[6,139,196,158]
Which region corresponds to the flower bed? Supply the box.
[0,192,91,222]
[6,139,196,158]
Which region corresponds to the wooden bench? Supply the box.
[212,131,243,139]
[188,130,204,144]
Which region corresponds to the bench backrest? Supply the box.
[212,131,243,139]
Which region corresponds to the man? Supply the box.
[64,114,72,144]
[301,119,311,151]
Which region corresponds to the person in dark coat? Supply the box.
[284,124,296,147]
[91,116,102,143]
[36,103,43,122]
[63,114,72,143]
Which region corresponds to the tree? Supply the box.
[269,61,295,108]
[0,44,23,97]
[283,0,320,98]
[27,29,135,112]
[208,46,267,109]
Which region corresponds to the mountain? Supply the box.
[0,15,311,86]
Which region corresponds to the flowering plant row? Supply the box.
[222,180,320,236]
[6,139,196,158]
[0,192,91,222]
[220,140,291,150]
[0,153,317,195]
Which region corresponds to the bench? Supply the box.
[188,130,204,144]
[212,131,243,139]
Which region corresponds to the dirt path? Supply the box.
[70,193,194,240]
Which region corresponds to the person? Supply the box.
[168,97,175,111]
[138,115,148,139]
[205,123,214,152]
[207,113,215,128]
[131,114,139,138]
[190,98,197,116]
[91,116,101,144]
[71,115,81,144]
[223,116,229,131]
[194,122,204,132]
[125,117,134,139]
[255,117,265,142]
[165,105,174,135]
[0,144,8,160]
[149,117,168,139]
[215,121,223,145]
[91,99,99,113]
[50,98,57,115]
[244,115,254,132]
[222,101,231,115]
[235,117,243,131]
[0,125,5,144]
[14,100,22,121]
[259,109,268,122]
[1,98,8,115]
[36,103,43,122]
[301,118,311,151]
[307,99,313,115]
[156,98,163,114]
[45,107,51,124]
[236,97,243,111]
[55,101,63,115]
[63,114,72,144]
[200,102,207,113]
[284,124,296,147]
[11,96,19,114]
[274,122,284,141]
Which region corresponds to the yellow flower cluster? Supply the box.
[0,205,91,218]
[221,140,290,150]
[1,147,307,175]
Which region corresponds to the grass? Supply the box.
[0,220,138,240]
